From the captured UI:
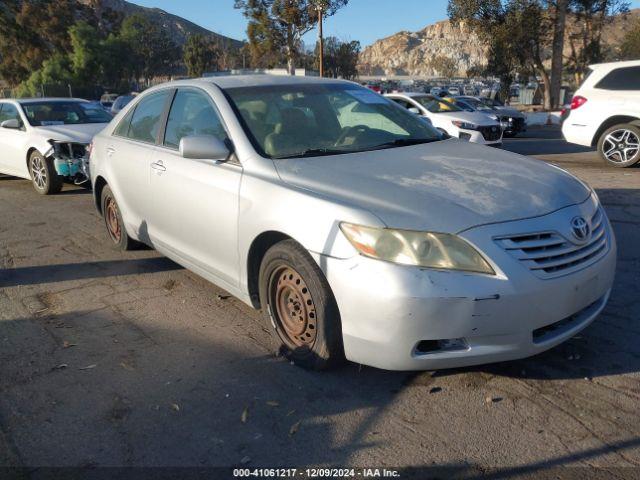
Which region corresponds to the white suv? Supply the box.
[562,60,640,168]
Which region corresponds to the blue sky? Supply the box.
[132,0,640,47]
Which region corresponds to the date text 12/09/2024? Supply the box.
[233,468,401,478]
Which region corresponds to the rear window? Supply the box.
[595,67,640,91]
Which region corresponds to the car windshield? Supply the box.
[224,83,442,159]
[411,95,463,113]
[21,101,112,126]
[461,98,494,111]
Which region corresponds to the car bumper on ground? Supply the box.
[314,197,616,371]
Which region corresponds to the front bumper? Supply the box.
[458,126,502,145]
[48,141,90,183]
[315,199,616,371]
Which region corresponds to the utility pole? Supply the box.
[317,2,324,77]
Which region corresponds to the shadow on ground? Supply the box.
[503,126,595,156]
[0,257,182,288]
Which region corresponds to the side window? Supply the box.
[113,107,135,137]
[127,91,170,143]
[164,89,228,149]
[595,67,640,91]
[391,98,411,109]
[0,103,23,127]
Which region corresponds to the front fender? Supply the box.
[237,165,384,293]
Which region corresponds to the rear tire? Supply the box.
[100,185,138,251]
[29,150,63,195]
[258,239,344,370]
[597,123,640,168]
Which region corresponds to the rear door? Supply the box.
[0,103,28,176]
[105,90,173,242]
[148,87,241,287]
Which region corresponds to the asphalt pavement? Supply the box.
[1,126,639,477]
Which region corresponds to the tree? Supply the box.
[183,34,221,77]
[234,0,349,75]
[316,37,360,78]
[618,18,640,60]
[448,0,561,109]
[550,0,569,108]
[566,0,630,84]
[15,54,74,97]
[119,14,180,84]
[0,0,89,86]
[448,0,526,102]
[69,21,103,85]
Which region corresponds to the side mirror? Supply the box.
[408,107,421,115]
[1,119,21,129]
[179,135,231,162]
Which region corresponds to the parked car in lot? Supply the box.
[91,76,616,371]
[99,93,119,111]
[110,94,136,115]
[562,60,640,168]
[0,98,112,194]
[446,86,461,96]
[385,92,503,146]
[455,95,527,137]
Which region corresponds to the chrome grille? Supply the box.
[496,208,609,279]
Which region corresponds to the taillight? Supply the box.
[86,141,94,157]
[570,96,587,110]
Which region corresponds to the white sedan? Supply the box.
[386,92,503,146]
[0,98,111,194]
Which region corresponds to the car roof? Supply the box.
[590,59,640,70]
[14,98,89,104]
[165,74,353,90]
[387,91,431,98]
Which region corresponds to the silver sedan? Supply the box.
[90,76,616,371]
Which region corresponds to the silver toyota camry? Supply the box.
[90,76,616,371]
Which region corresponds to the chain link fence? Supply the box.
[0,83,141,100]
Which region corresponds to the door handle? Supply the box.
[106,147,116,157]
[151,160,166,172]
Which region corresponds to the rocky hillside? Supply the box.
[78,0,242,48]
[359,9,640,77]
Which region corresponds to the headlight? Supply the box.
[340,223,495,274]
[451,120,477,130]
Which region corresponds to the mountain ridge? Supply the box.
[78,0,243,48]
[359,9,640,77]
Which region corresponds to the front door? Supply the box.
[0,103,28,176]
[148,88,241,287]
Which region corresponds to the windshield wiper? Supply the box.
[273,148,353,159]
[365,138,441,151]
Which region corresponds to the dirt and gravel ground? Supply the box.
[0,127,639,478]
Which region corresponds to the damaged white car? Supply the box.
[0,98,111,194]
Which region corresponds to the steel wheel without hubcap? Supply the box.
[104,196,122,243]
[602,129,639,165]
[269,265,317,349]
[30,155,47,191]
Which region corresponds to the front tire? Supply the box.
[29,150,63,195]
[597,123,640,168]
[258,239,344,370]
[100,185,137,251]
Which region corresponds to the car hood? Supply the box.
[274,139,591,233]
[495,106,525,118]
[437,110,498,126]
[33,123,108,143]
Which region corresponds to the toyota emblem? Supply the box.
[571,216,590,242]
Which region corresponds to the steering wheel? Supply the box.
[335,125,371,147]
